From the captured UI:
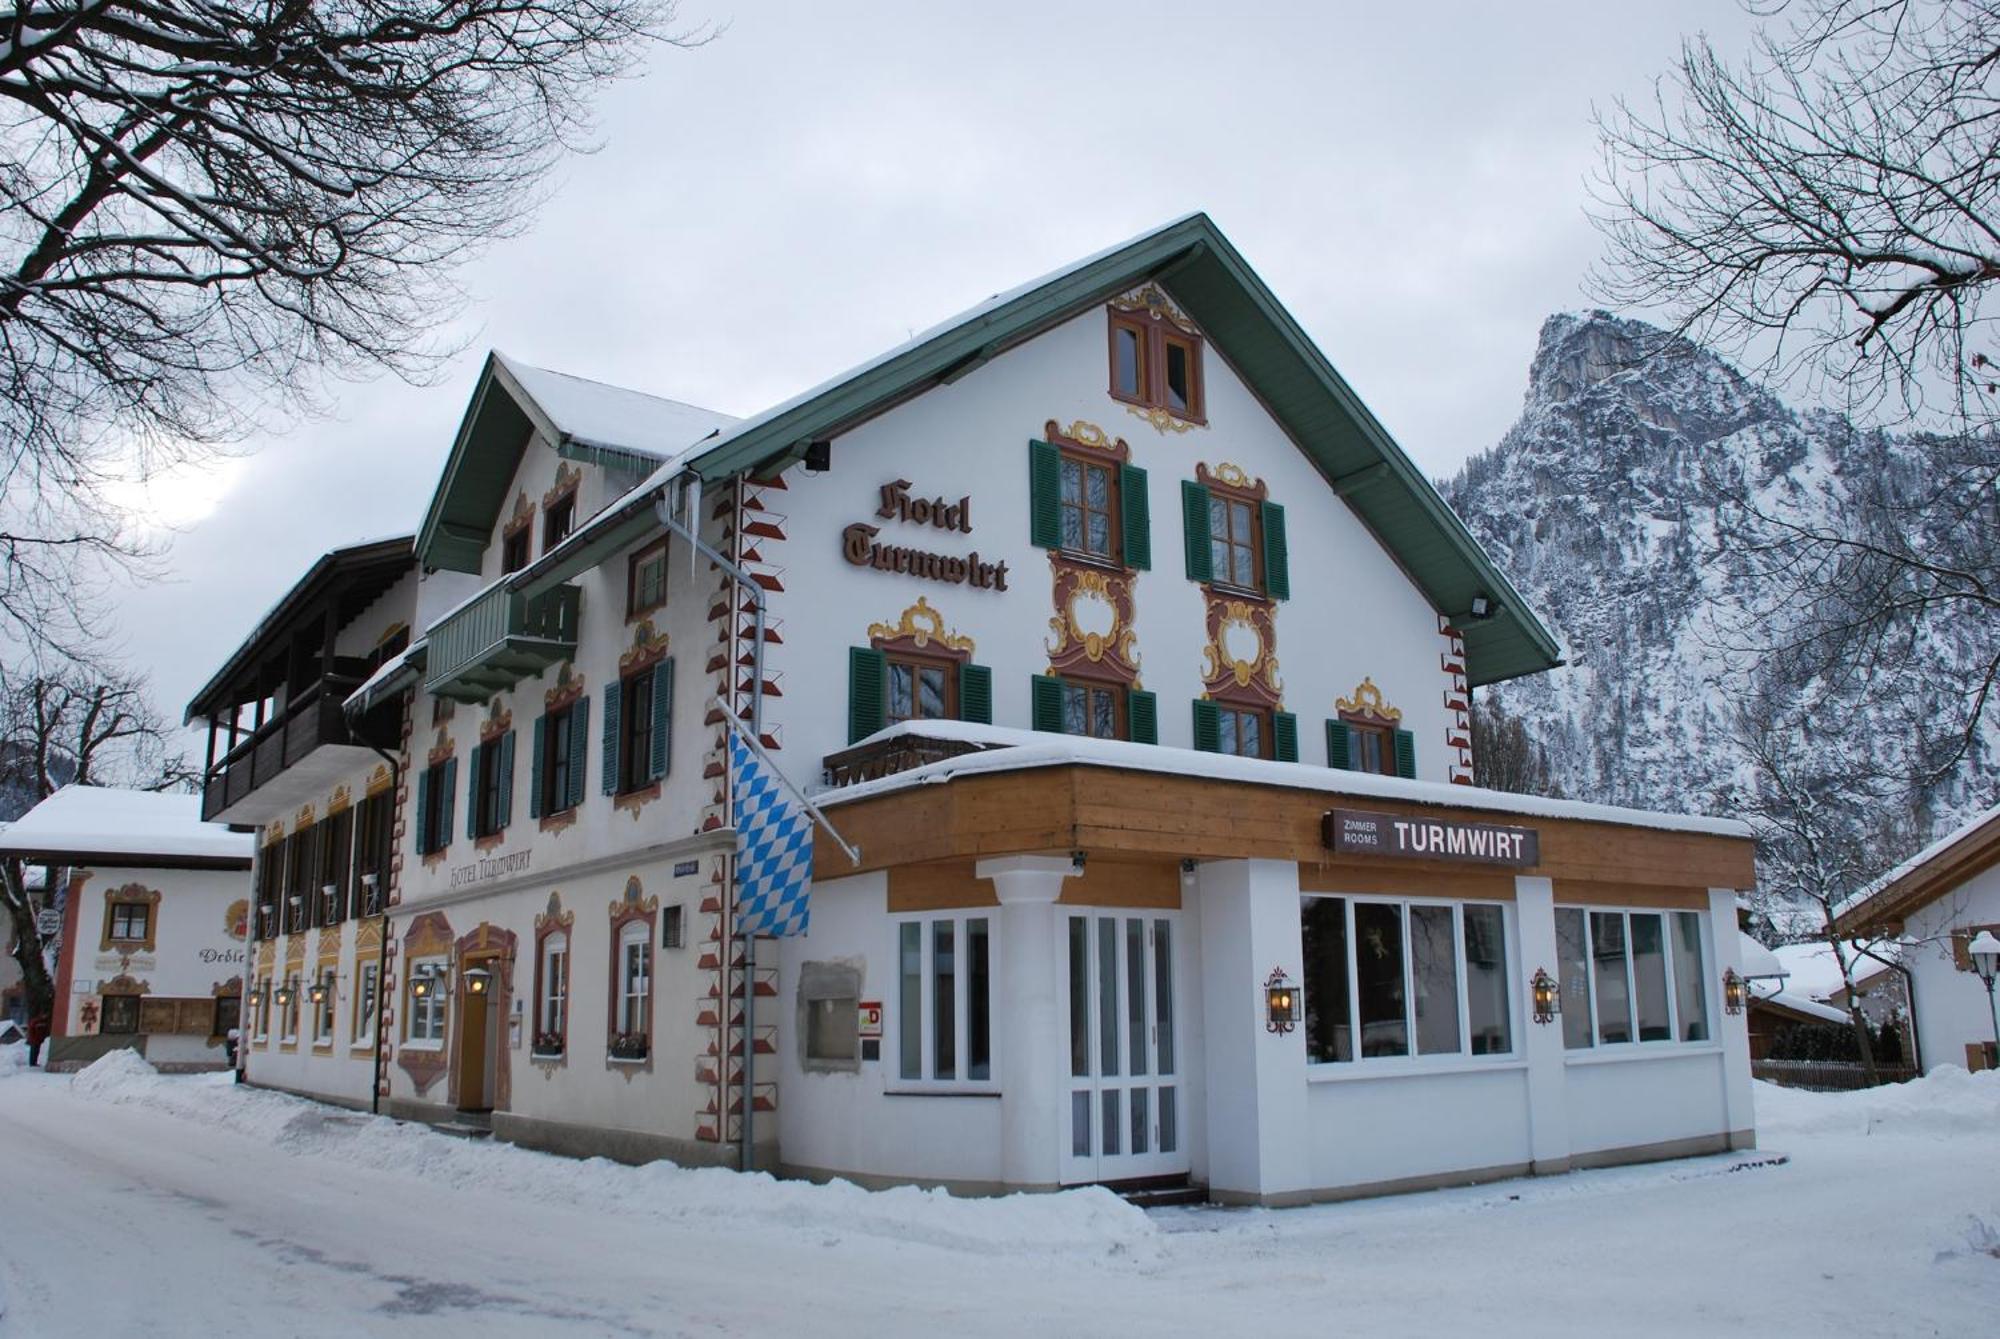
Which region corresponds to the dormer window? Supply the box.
[1107,297,1204,425]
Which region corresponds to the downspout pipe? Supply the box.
[654,475,766,1173]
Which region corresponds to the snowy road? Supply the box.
[1,1050,1996,1337]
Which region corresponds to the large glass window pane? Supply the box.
[1166,340,1190,411]
[1462,904,1512,1055]
[1153,919,1175,1075]
[1068,916,1089,1078]
[1556,908,1593,1050]
[1301,896,1353,1064]
[1114,326,1143,398]
[1591,912,1633,1044]
[1097,916,1119,1077]
[888,664,914,722]
[1354,901,1409,1057]
[1158,1085,1177,1153]
[967,918,991,1080]
[933,920,956,1080]
[917,666,947,720]
[1126,918,1147,1077]
[1218,710,1238,757]
[1071,1090,1091,1156]
[1410,904,1462,1056]
[1630,913,1672,1041]
[1063,683,1087,736]
[1131,1086,1149,1155]
[1102,1090,1121,1157]
[1673,911,1711,1042]
[900,922,922,1080]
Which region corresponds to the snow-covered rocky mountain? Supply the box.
[1442,311,1992,833]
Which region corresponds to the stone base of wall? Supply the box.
[245,1077,376,1114]
[493,1109,770,1171]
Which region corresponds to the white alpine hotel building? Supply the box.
[193,215,1760,1204]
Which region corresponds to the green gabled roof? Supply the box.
[505,214,1559,686]
[415,353,734,573]
[662,212,1559,687]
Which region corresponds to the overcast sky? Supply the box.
[121,0,1758,744]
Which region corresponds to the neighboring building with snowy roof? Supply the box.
[1838,804,2000,1074]
[198,213,1762,1205]
[0,786,252,1070]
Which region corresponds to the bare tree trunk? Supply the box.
[1,856,54,1020]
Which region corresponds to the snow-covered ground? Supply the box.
[1,1044,1995,1336]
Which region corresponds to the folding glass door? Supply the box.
[1059,911,1186,1184]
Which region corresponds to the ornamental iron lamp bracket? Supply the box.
[1530,967,1560,1025]
[1265,966,1298,1035]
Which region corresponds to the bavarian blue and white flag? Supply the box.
[731,731,814,937]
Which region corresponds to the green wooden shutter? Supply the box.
[958,663,992,724]
[601,680,622,794]
[1191,699,1221,753]
[439,756,457,846]
[650,658,674,781]
[415,766,433,854]
[1119,463,1151,570]
[568,697,590,811]
[1029,439,1062,549]
[1181,480,1213,582]
[465,742,482,839]
[529,716,546,820]
[1327,720,1353,771]
[848,647,886,744]
[1394,729,1417,779]
[1273,711,1299,763]
[496,730,515,831]
[1261,500,1290,600]
[1127,689,1158,745]
[1030,674,1065,733]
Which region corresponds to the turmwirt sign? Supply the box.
[1322,808,1540,868]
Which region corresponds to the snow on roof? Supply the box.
[344,636,427,716]
[816,720,1753,839]
[1768,940,1901,1001]
[0,786,253,864]
[592,215,1208,521]
[1748,979,1851,1026]
[1739,933,1785,980]
[1836,799,2000,919]
[496,354,738,460]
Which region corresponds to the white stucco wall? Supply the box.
[1904,864,2000,1072]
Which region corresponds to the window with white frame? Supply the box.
[1554,907,1711,1050]
[405,960,446,1045]
[352,962,379,1048]
[253,976,271,1042]
[279,972,301,1043]
[537,932,569,1055]
[313,966,336,1045]
[615,923,650,1044]
[1299,896,1513,1064]
[896,914,993,1086]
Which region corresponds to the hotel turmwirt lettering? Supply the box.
[185,215,1761,1206]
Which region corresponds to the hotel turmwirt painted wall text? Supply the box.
[188,215,1760,1206]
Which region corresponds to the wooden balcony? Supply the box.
[201,676,386,824]
[425,583,580,704]
[820,731,1003,789]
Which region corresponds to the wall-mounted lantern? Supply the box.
[247,985,265,1007]
[463,966,494,998]
[1530,967,1560,1025]
[272,983,294,1008]
[1265,966,1298,1035]
[307,980,329,1006]
[410,971,442,1001]
[1722,967,1747,1016]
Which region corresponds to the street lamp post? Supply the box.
[1969,930,2000,1064]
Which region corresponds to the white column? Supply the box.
[1514,875,1572,1174]
[1196,858,1311,1206]
[977,855,1075,1191]
[1710,887,1757,1150]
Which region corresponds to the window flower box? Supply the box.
[608,1031,649,1062]
[531,1031,565,1059]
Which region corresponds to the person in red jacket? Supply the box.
[25,1009,50,1068]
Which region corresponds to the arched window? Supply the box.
[535,931,569,1057]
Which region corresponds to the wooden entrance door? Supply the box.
[457,975,491,1113]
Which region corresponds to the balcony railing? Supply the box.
[425,583,580,703]
[201,676,366,822]
[821,731,1003,789]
